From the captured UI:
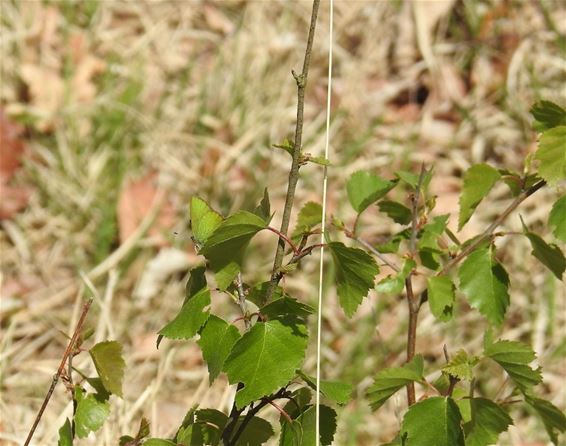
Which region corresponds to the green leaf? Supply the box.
[328,242,379,317]
[158,287,210,341]
[273,138,294,156]
[442,350,479,381]
[375,260,415,295]
[143,440,176,446]
[119,436,136,446]
[401,397,464,446]
[190,197,223,246]
[84,376,110,401]
[531,100,566,131]
[253,188,271,223]
[549,195,566,242]
[89,340,125,397]
[458,164,501,230]
[464,398,513,446]
[419,215,449,252]
[281,387,313,419]
[308,155,331,166]
[377,229,410,254]
[347,171,396,213]
[157,267,209,348]
[378,200,412,225]
[234,416,274,445]
[427,275,455,322]
[535,126,566,185]
[200,211,267,289]
[136,417,150,440]
[198,315,241,383]
[57,418,72,446]
[247,282,283,307]
[260,296,315,325]
[500,170,523,197]
[367,355,425,411]
[74,387,111,439]
[176,408,228,445]
[293,201,322,237]
[223,320,308,408]
[458,247,510,326]
[395,171,418,188]
[279,405,337,446]
[297,371,353,405]
[120,417,150,445]
[484,338,542,393]
[419,215,449,270]
[395,169,433,190]
[525,396,566,445]
[525,232,566,280]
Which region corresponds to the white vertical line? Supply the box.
[316,0,333,444]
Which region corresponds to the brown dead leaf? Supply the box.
[20,64,65,132]
[0,184,32,220]
[117,172,176,245]
[0,110,31,219]
[0,109,26,182]
[69,32,106,103]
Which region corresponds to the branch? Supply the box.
[24,299,93,446]
[221,383,246,445]
[404,276,418,406]
[228,388,288,445]
[266,0,321,302]
[352,236,400,272]
[287,243,325,266]
[409,164,427,256]
[418,180,546,309]
[438,180,546,276]
[404,165,427,407]
[235,273,250,330]
[266,226,299,255]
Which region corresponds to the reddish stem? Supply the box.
[267,226,299,255]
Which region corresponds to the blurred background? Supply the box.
[1,0,565,444]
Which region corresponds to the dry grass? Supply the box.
[1,1,565,445]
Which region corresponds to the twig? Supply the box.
[287,243,325,266]
[221,384,246,445]
[438,180,545,276]
[409,165,427,255]
[404,277,418,406]
[404,165,427,406]
[352,236,400,272]
[418,179,546,310]
[266,226,299,255]
[265,0,321,302]
[225,1,321,442]
[235,273,250,330]
[24,299,93,446]
[267,400,293,424]
[229,388,288,445]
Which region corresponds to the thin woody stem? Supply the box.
[265,0,321,302]
[438,180,546,276]
[228,388,288,445]
[24,299,93,446]
[225,1,321,443]
[353,236,400,272]
[266,226,299,255]
[287,243,325,265]
[405,165,427,406]
[235,273,250,330]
